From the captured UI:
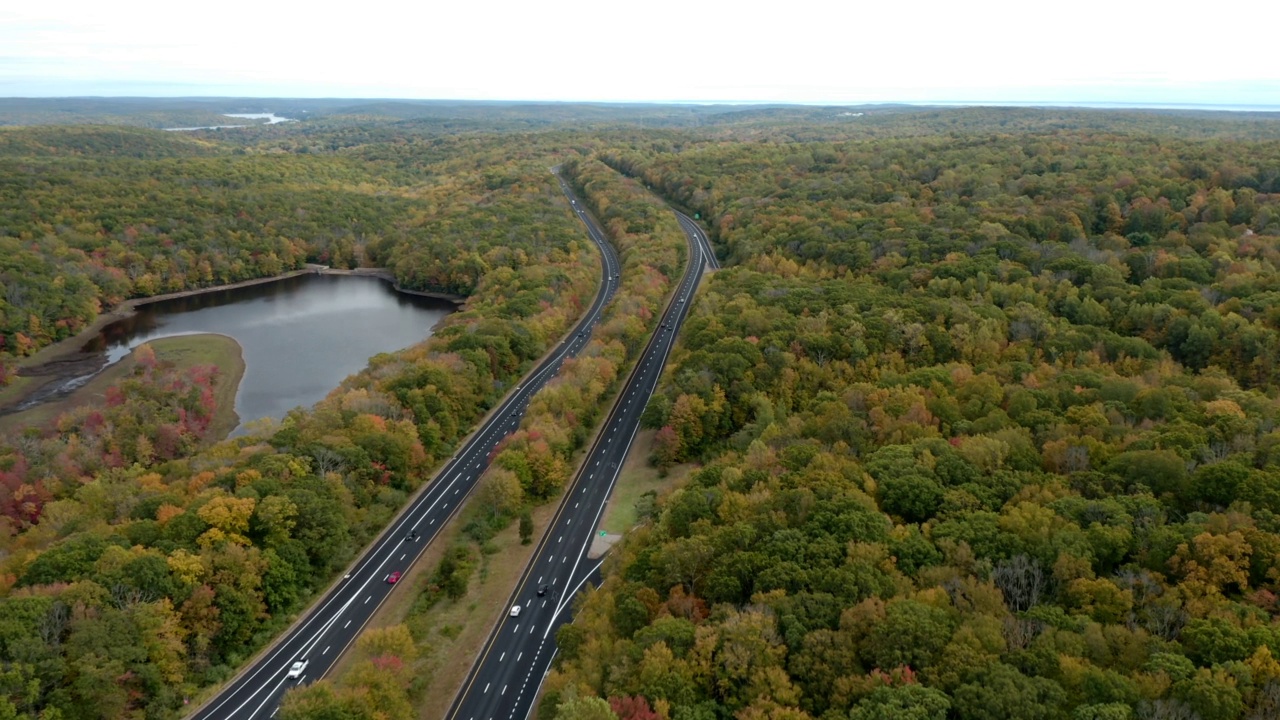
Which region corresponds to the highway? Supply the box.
[445,205,715,720]
[187,174,620,720]
[674,209,720,270]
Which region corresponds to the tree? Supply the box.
[992,554,1045,612]
[651,426,681,473]
[849,685,950,720]
[520,510,535,545]
[878,474,944,523]
[477,467,525,519]
[252,495,298,547]
[1072,704,1132,720]
[279,682,374,720]
[1190,461,1251,507]
[609,696,660,720]
[951,663,1066,720]
[555,693,619,720]
[861,600,955,671]
[1172,668,1243,720]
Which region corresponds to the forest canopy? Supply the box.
[542,109,1280,720]
[0,121,604,719]
[4,104,1280,720]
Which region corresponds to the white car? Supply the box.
[287,659,308,679]
[509,605,522,617]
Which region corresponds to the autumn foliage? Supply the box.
[545,111,1280,720]
[0,126,599,719]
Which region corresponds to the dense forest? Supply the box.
[542,112,1280,720]
[0,125,534,376]
[6,104,1280,720]
[0,123,609,719]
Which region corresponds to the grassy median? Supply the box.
[313,427,697,719]
[599,429,694,535]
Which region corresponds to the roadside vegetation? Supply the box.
[277,156,691,718]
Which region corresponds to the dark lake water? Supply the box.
[77,274,455,434]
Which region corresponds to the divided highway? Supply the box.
[675,209,720,270]
[187,175,619,720]
[446,207,715,720]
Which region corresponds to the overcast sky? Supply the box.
[2,0,1278,105]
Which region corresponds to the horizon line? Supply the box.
[3,96,1280,113]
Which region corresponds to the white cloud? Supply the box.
[1,0,1278,103]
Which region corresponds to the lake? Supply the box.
[165,112,296,131]
[76,274,455,434]
[224,112,294,124]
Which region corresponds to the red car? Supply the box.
[386,571,401,584]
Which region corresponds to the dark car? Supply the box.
[537,585,548,596]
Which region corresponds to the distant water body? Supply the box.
[165,112,296,131]
[224,112,294,124]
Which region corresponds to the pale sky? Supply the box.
[2,0,1278,105]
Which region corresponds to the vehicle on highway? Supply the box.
[537,585,547,596]
[386,571,401,584]
[509,605,522,617]
[286,660,308,679]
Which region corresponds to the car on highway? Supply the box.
[510,605,522,617]
[537,585,548,596]
[386,571,401,584]
[287,659,308,679]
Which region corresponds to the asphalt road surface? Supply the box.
[674,209,720,270]
[446,207,714,720]
[187,175,619,720]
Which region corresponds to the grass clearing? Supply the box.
[600,429,695,534]
[0,333,244,442]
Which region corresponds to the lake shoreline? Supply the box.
[310,266,468,304]
[0,334,245,440]
[0,266,465,416]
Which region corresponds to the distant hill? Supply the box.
[0,125,217,158]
